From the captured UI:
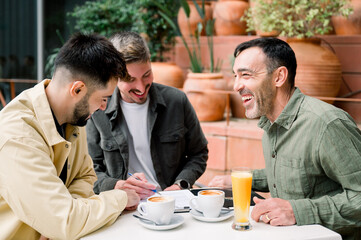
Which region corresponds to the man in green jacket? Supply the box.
[209,37,361,239]
[0,33,139,240]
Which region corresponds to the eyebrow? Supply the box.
[235,68,254,73]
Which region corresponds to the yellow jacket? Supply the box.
[0,80,127,240]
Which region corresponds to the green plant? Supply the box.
[243,0,353,38]
[136,0,179,62]
[67,0,139,37]
[156,0,222,73]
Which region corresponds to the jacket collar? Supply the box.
[258,87,304,132]
[32,80,78,146]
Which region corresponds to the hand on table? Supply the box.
[122,188,140,211]
[114,172,156,200]
[208,175,232,188]
[251,197,296,226]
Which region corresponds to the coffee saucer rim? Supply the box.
[189,209,233,222]
[138,214,184,230]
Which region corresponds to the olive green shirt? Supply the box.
[253,88,361,239]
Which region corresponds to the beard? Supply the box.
[245,76,275,119]
[71,94,90,126]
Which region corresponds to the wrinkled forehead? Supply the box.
[233,47,267,72]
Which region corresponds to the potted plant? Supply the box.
[242,0,353,101]
[157,0,228,121]
[136,0,185,89]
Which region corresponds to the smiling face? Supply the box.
[117,61,153,104]
[233,47,276,119]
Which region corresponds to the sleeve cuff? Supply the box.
[290,199,319,226]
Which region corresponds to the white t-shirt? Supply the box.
[120,98,159,188]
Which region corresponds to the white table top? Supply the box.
[81,207,341,240]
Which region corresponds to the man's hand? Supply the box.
[164,184,181,191]
[114,172,156,200]
[208,175,232,188]
[122,188,140,211]
[251,197,296,226]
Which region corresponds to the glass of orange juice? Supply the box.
[231,167,253,231]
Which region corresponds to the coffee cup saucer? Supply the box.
[190,209,233,222]
[137,214,184,230]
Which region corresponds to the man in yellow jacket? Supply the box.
[0,33,140,240]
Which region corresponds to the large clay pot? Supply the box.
[213,1,249,36]
[152,62,185,88]
[287,38,342,101]
[183,72,227,121]
[177,1,213,37]
[332,0,361,35]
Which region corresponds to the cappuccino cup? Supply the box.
[137,195,175,225]
[190,190,225,218]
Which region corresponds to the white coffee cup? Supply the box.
[190,189,225,218]
[137,195,175,225]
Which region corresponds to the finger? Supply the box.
[126,177,156,191]
[263,213,271,224]
[251,203,268,222]
[133,172,147,182]
[253,196,264,204]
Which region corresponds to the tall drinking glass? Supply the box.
[231,167,253,231]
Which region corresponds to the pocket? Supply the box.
[277,156,310,199]
[159,125,185,143]
[157,126,185,168]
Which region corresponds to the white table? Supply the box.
[81,207,341,240]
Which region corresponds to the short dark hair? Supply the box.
[54,33,129,89]
[234,37,297,89]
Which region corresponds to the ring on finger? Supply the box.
[265,214,271,221]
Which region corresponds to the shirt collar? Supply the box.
[258,88,305,131]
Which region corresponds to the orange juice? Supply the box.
[231,170,253,226]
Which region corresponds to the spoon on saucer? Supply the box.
[132,214,160,225]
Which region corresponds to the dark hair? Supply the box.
[54,33,129,89]
[234,37,297,89]
[109,32,150,64]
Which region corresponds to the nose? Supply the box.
[132,78,147,93]
[233,77,244,92]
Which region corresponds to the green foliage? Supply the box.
[243,0,353,38]
[136,0,179,62]
[68,0,139,37]
[157,0,222,73]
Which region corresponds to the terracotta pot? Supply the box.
[177,1,213,37]
[332,0,361,35]
[213,1,249,36]
[183,72,227,121]
[152,62,185,88]
[287,38,342,102]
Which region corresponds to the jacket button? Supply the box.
[65,144,69,148]
[273,184,276,188]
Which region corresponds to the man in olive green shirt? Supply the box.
[210,37,361,239]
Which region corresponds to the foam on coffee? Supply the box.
[200,190,223,196]
[148,196,168,202]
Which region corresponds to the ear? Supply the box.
[274,66,288,88]
[69,81,86,97]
